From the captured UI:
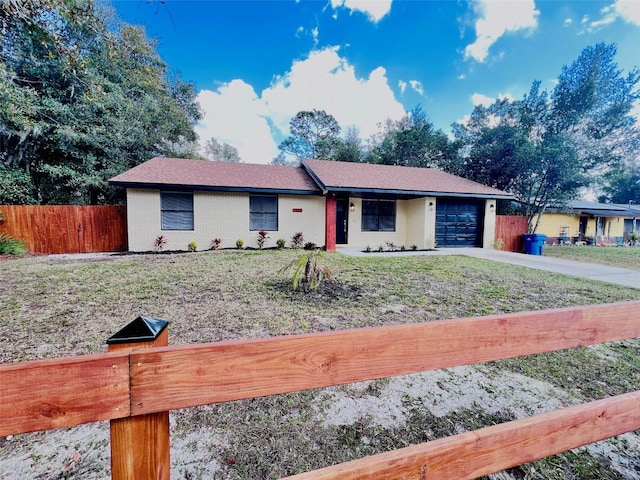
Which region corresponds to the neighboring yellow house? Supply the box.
[535,201,638,245]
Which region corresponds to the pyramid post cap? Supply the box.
[106,316,169,345]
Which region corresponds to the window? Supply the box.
[161,192,194,230]
[362,199,396,232]
[250,195,278,231]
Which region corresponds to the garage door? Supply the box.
[435,199,483,247]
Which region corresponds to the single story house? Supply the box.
[535,200,639,245]
[109,157,512,252]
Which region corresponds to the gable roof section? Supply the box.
[302,159,512,199]
[109,157,321,195]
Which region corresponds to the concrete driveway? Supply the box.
[337,246,640,289]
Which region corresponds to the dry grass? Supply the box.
[1,250,639,479]
[544,245,640,270]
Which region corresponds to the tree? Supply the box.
[448,44,640,232]
[367,106,455,168]
[598,163,640,205]
[278,110,341,160]
[332,126,364,163]
[270,152,299,167]
[204,137,241,162]
[0,1,201,204]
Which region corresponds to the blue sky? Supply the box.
[110,0,640,164]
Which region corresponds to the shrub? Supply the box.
[256,230,270,249]
[303,241,316,250]
[153,234,167,253]
[291,231,304,248]
[0,234,28,256]
[364,245,372,253]
[410,245,418,251]
[385,241,397,251]
[236,238,245,249]
[276,238,286,249]
[278,250,332,292]
[188,241,198,252]
[210,238,223,250]
[492,238,505,250]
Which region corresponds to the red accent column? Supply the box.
[325,196,337,252]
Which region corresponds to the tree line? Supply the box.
[1,1,638,231]
[274,44,639,232]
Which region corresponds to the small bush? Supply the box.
[385,241,397,251]
[210,238,223,250]
[303,241,317,250]
[256,230,270,249]
[291,231,304,248]
[236,239,245,249]
[410,245,418,251]
[188,241,198,252]
[364,245,371,253]
[154,234,167,253]
[0,234,28,256]
[276,238,286,249]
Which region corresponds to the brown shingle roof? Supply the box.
[109,157,321,193]
[302,159,511,198]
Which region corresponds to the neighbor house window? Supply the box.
[250,195,278,231]
[362,199,396,232]
[161,191,194,230]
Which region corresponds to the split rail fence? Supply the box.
[1,301,639,479]
[0,205,127,254]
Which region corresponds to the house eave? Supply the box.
[324,186,513,200]
[109,182,322,196]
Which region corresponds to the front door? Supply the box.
[336,198,349,244]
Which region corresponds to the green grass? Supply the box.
[1,250,639,479]
[544,245,640,270]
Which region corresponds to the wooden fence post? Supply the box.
[107,317,170,480]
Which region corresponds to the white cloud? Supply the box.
[471,92,514,107]
[614,0,640,25]
[262,47,405,140]
[563,17,573,27]
[195,81,277,163]
[464,0,539,63]
[330,0,392,23]
[409,80,424,96]
[581,1,640,33]
[399,79,424,96]
[196,47,406,164]
[471,93,495,107]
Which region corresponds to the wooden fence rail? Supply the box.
[1,301,639,479]
[0,205,127,254]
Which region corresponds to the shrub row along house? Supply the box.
[109,157,512,252]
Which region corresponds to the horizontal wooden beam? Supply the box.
[282,390,640,480]
[129,301,640,415]
[0,353,130,436]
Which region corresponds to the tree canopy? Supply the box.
[449,43,639,232]
[278,110,341,160]
[0,0,201,204]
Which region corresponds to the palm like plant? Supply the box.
[278,250,332,292]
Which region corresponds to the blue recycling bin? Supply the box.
[523,233,547,255]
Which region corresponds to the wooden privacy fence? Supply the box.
[1,301,639,479]
[495,215,528,252]
[0,205,127,254]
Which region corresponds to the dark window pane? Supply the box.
[250,195,278,231]
[161,192,194,230]
[361,199,395,232]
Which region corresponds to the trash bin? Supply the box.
[523,233,547,256]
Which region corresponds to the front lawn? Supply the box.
[1,251,639,479]
[544,245,640,270]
